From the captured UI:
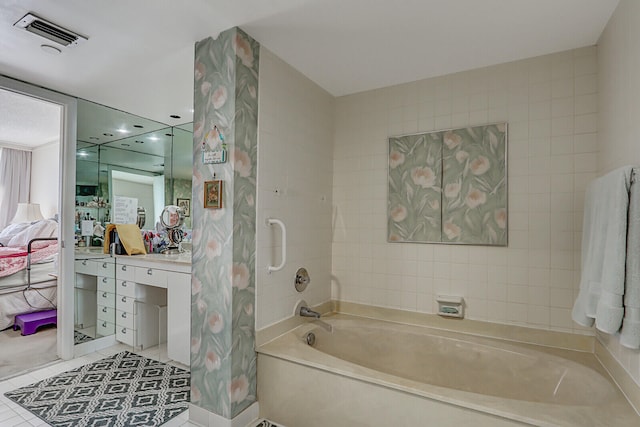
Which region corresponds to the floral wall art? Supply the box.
[388,123,507,245]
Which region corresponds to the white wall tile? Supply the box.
[256,49,334,329]
[332,47,594,335]
[597,0,640,387]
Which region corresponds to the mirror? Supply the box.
[387,123,507,246]
[160,205,186,254]
[74,99,193,344]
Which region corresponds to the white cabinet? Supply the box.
[167,271,190,366]
[114,260,168,352]
[95,258,115,336]
[74,257,115,337]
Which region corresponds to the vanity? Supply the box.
[73,99,193,366]
[74,250,191,366]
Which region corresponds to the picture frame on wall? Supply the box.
[177,198,191,217]
[204,180,223,209]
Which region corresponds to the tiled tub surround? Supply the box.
[256,307,639,426]
[332,46,599,334]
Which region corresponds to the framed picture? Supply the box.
[176,198,191,217]
[204,180,223,209]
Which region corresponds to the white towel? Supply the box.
[572,166,634,334]
[621,173,640,349]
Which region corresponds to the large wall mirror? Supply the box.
[74,99,193,344]
[387,123,507,246]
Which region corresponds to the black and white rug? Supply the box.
[74,330,93,345]
[4,351,190,427]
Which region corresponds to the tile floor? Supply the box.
[0,343,196,427]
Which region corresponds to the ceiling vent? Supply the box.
[13,13,87,47]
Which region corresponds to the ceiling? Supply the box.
[0,88,61,147]
[0,0,619,132]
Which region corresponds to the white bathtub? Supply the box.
[257,314,638,426]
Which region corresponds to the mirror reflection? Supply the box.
[74,99,192,344]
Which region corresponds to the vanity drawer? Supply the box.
[117,263,136,281]
[115,309,135,329]
[96,260,115,278]
[135,266,167,288]
[116,280,136,298]
[116,295,136,313]
[97,276,115,293]
[97,291,115,309]
[97,305,115,322]
[75,259,97,275]
[116,326,135,347]
[97,320,115,336]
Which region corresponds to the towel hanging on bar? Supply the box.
[571,165,640,348]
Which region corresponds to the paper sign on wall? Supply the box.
[203,149,227,164]
[112,195,138,224]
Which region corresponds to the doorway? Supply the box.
[0,75,77,376]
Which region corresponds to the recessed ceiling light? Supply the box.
[103,133,113,137]
[133,124,144,128]
[116,128,130,134]
[148,136,159,141]
[77,151,88,157]
[169,114,181,119]
[135,140,144,144]
[41,44,61,55]
[89,136,99,140]
[121,143,130,147]
[165,133,173,137]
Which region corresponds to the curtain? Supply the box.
[0,147,31,229]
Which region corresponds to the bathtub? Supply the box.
[257,314,639,426]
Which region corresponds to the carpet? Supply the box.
[0,325,57,380]
[5,351,190,427]
[74,330,93,345]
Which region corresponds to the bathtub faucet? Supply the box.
[296,300,333,332]
[299,306,321,318]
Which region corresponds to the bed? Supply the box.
[0,219,59,330]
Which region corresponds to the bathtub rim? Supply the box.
[257,314,639,427]
[256,300,594,352]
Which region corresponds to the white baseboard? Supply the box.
[189,402,259,427]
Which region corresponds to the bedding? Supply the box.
[0,219,59,329]
[0,242,58,278]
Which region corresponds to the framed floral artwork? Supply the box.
[204,180,223,209]
[177,198,190,217]
[388,123,507,246]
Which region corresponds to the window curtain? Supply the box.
[0,147,31,229]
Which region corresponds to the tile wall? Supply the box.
[255,48,334,329]
[597,0,640,387]
[332,47,598,335]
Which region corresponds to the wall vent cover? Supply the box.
[13,13,87,47]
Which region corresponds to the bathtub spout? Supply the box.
[299,306,321,318]
[313,319,333,333]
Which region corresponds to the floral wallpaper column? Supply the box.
[191,27,259,419]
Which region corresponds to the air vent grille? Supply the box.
[13,13,87,48]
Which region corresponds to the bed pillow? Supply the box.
[7,219,58,248]
[0,222,32,246]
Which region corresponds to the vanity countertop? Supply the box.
[116,252,191,266]
[74,249,191,273]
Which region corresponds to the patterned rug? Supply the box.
[74,330,93,345]
[4,351,190,427]
[255,421,280,427]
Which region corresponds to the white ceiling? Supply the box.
[0,88,61,147]
[0,0,619,128]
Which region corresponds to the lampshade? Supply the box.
[11,203,45,224]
